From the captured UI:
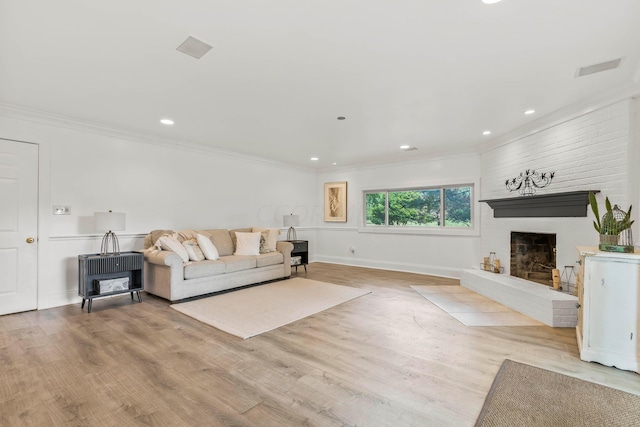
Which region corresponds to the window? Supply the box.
[364,185,473,229]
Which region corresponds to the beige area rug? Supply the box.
[476,359,640,426]
[411,285,543,326]
[171,278,370,339]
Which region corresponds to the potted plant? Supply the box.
[589,192,634,252]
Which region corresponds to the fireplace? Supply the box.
[510,231,556,286]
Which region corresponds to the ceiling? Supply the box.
[2,1,640,170]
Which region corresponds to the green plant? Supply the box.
[589,192,634,235]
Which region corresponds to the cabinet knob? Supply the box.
[575,303,581,309]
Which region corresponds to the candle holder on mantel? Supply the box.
[481,252,504,274]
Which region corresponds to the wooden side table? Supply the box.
[78,251,144,312]
[287,240,308,273]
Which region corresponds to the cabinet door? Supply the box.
[586,257,639,355]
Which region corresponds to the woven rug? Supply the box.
[171,278,370,339]
[476,359,640,426]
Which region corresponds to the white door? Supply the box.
[0,139,38,315]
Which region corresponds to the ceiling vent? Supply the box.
[576,58,622,77]
[176,36,213,59]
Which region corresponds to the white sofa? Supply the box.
[142,228,293,301]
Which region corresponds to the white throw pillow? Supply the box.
[182,239,205,262]
[196,233,219,260]
[158,235,189,262]
[234,232,261,256]
[252,227,279,253]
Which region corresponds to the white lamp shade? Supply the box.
[283,214,299,227]
[95,211,126,231]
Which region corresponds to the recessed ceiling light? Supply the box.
[310,157,319,161]
[482,0,502,4]
[160,118,174,125]
[337,116,346,120]
[400,145,411,150]
[483,130,491,135]
[524,109,536,115]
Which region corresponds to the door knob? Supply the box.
[26,237,35,244]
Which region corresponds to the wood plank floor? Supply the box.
[1,262,639,426]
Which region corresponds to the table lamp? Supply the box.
[283,214,299,241]
[95,210,126,256]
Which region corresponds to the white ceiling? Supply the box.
[2,0,640,169]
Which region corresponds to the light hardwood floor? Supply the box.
[1,263,639,426]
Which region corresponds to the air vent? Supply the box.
[176,36,213,59]
[577,58,622,77]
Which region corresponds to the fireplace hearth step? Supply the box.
[460,269,577,327]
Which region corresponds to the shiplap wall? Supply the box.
[480,99,634,276]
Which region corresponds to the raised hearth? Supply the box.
[460,269,577,327]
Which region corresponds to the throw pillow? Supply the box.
[259,232,272,254]
[182,239,205,262]
[234,232,261,256]
[196,233,219,260]
[252,227,280,252]
[158,235,189,262]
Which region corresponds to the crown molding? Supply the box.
[0,103,316,173]
[478,83,640,154]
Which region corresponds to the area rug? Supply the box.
[475,359,640,426]
[411,285,543,326]
[170,278,370,339]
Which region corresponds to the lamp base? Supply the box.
[287,226,297,241]
[100,231,121,256]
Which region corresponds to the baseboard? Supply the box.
[312,255,461,279]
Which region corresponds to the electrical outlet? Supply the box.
[53,205,71,215]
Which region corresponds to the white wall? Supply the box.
[315,154,482,278]
[480,99,635,275]
[0,113,317,309]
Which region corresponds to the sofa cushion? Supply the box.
[183,260,226,280]
[203,229,234,256]
[255,252,284,268]
[219,255,257,273]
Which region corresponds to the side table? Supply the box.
[78,251,144,313]
[287,240,308,273]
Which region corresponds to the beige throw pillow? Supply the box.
[196,233,219,260]
[234,232,261,256]
[252,227,279,253]
[158,235,189,262]
[182,239,205,262]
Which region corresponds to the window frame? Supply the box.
[360,183,478,236]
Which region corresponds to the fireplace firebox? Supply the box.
[510,232,557,286]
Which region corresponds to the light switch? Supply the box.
[53,205,71,215]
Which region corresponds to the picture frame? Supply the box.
[324,181,347,222]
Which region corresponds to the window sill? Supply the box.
[357,226,479,237]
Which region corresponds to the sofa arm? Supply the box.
[142,248,183,268]
[276,241,293,277]
[276,241,294,255]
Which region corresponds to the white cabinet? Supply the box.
[577,247,640,373]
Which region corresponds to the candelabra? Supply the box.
[505,169,555,197]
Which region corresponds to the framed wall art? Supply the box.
[324,181,347,222]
